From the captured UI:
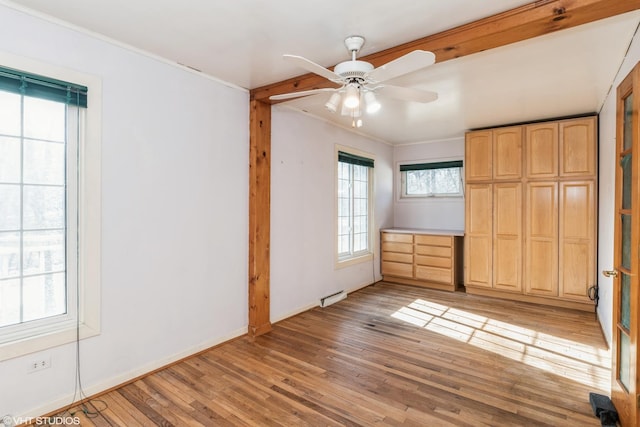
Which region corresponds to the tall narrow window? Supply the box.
[337,150,374,262]
[0,64,98,358]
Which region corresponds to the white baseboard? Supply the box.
[272,280,376,324]
[271,302,319,324]
[347,280,375,294]
[20,326,247,420]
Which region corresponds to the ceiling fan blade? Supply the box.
[283,55,342,82]
[377,85,438,103]
[366,50,436,83]
[269,87,337,101]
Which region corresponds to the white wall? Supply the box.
[270,107,394,321]
[393,138,465,230]
[0,5,249,418]
[597,28,640,347]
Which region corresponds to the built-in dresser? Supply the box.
[380,229,464,292]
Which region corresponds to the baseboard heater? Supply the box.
[320,290,347,308]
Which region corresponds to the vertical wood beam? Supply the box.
[248,99,272,337]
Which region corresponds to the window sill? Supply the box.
[398,195,464,203]
[0,321,100,362]
[336,252,374,269]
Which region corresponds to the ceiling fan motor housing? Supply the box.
[334,60,374,83]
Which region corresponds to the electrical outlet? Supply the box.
[27,355,51,373]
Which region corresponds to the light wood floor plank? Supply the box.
[52,282,608,426]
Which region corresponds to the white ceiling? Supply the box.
[4,0,640,144]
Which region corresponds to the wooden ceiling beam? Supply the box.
[250,0,640,102]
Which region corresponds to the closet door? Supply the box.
[465,131,492,182]
[493,127,522,180]
[559,117,597,178]
[465,184,493,288]
[559,181,595,302]
[525,182,558,296]
[526,123,558,179]
[493,183,522,292]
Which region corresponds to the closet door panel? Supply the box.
[526,123,558,179]
[560,117,597,177]
[559,181,595,301]
[493,127,522,180]
[493,183,522,292]
[465,184,493,288]
[525,182,558,296]
[466,131,493,182]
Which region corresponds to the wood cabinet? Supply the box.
[559,181,595,302]
[493,183,522,292]
[465,116,597,311]
[465,131,492,181]
[381,233,413,279]
[493,127,522,181]
[466,127,522,182]
[525,117,597,179]
[526,122,558,179]
[560,118,597,177]
[525,182,558,296]
[464,184,493,288]
[381,231,462,292]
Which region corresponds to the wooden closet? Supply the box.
[464,116,597,311]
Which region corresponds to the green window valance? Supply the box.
[0,66,87,107]
[400,160,462,172]
[338,151,374,168]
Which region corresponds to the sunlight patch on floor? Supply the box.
[391,298,610,390]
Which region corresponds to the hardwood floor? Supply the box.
[63,282,609,426]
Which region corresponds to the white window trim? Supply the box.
[0,52,102,361]
[335,144,375,268]
[396,157,465,202]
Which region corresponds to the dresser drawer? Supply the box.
[415,245,452,257]
[382,252,413,264]
[415,234,452,247]
[382,261,413,278]
[382,242,413,254]
[415,266,452,284]
[415,255,452,268]
[381,232,413,244]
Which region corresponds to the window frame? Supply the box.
[335,145,374,268]
[399,159,464,200]
[0,52,102,361]
[0,99,79,341]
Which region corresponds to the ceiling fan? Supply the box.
[270,36,438,128]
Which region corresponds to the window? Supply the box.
[337,149,374,263]
[0,58,101,361]
[400,161,463,198]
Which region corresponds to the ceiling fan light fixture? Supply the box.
[343,84,360,109]
[273,36,438,130]
[325,92,341,113]
[364,91,381,114]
